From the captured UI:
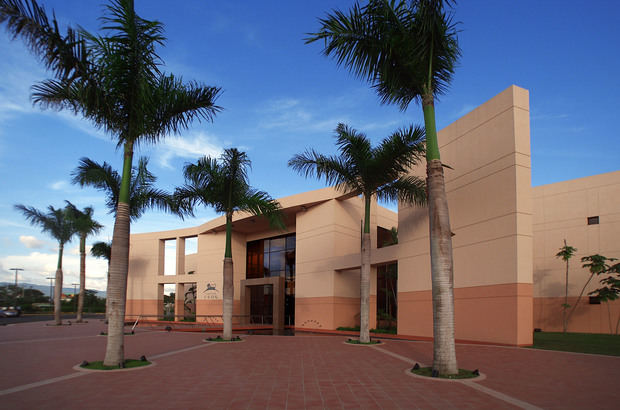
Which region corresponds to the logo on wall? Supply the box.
[203,282,219,300]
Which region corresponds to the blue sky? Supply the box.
[1,0,618,290]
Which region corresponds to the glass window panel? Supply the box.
[270,237,285,252]
[286,236,296,250]
[263,252,270,276]
[270,250,285,272]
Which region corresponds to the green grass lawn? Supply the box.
[531,332,620,356]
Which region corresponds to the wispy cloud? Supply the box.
[452,104,477,119]
[157,132,224,168]
[19,235,46,249]
[49,180,69,191]
[257,98,349,133]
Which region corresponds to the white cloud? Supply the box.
[0,251,108,291]
[157,132,224,168]
[49,180,69,191]
[19,235,46,249]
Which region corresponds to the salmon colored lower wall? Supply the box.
[126,299,158,318]
[534,297,620,334]
[398,283,533,346]
[296,296,377,330]
[195,300,240,323]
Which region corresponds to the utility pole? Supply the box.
[46,277,54,305]
[9,268,23,287]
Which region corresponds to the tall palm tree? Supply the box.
[555,239,577,333]
[1,0,222,366]
[175,149,283,340]
[90,240,112,320]
[14,204,76,325]
[289,123,426,343]
[65,202,103,323]
[306,0,461,374]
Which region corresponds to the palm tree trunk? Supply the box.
[54,242,64,326]
[222,213,234,340]
[563,257,569,333]
[77,235,86,322]
[424,98,458,375]
[360,195,371,343]
[103,142,134,366]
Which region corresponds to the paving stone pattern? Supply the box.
[1,321,619,409]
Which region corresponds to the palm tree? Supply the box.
[306,0,461,374]
[175,149,283,340]
[289,123,426,343]
[14,204,76,325]
[91,240,112,320]
[2,0,221,366]
[65,202,103,323]
[555,240,577,332]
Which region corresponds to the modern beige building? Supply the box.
[126,85,619,346]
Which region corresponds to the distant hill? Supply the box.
[0,282,106,298]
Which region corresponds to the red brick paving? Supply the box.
[1,321,618,409]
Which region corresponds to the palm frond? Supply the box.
[0,0,89,80]
[64,200,103,237]
[376,175,426,206]
[238,189,285,230]
[307,0,461,110]
[90,240,111,261]
[14,203,75,244]
[146,75,222,139]
[71,157,121,214]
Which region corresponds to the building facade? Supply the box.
[126,85,619,345]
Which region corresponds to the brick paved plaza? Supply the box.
[1,320,619,409]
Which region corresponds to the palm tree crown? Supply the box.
[289,123,426,213]
[72,156,174,221]
[176,149,284,240]
[15,204,75,247]
[91,241,112,262]
[306,0,460,111]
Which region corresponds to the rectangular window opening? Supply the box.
[587,216,599,225]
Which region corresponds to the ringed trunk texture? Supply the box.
[77,238,86,322]
[360,232,371,343]
[427,159,458,375]
[105,264,110,321]
[222,257,234,340]
[54,243,64,326]
[103,202,131,366]
[54,268,63,326]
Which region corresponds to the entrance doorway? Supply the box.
[249,284,273,324]
[377,263,397,332]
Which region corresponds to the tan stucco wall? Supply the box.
[533,171,620,333]
[125,85,620,345]
[397,85,534,345]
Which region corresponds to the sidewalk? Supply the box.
[1,320,619,409]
